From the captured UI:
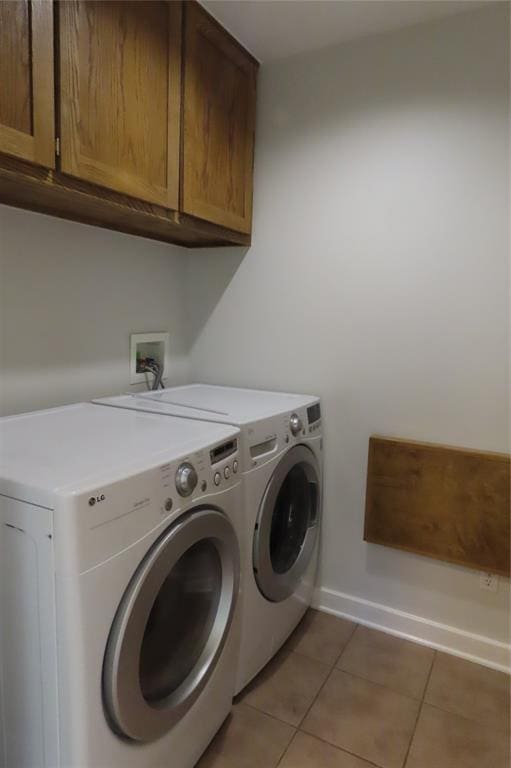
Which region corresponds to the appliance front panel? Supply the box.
[53,481,242,766]
[103,508,240,742]
[54,437,242,573]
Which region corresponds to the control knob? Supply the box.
[289,413,303,436]
[175,462,198,497]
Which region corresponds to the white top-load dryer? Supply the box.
[0,403,242,768]
[94,385,323,693]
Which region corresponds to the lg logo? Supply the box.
[88,494,106,507]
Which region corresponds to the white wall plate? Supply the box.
[130,332,170,386]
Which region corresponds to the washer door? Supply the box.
[103,508,239,743]
[253,445,320,603]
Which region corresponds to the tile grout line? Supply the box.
[235,647,333,717]
[296,662,338,731]
[402,649,437,768]
[237,622,361,738]
[423,700,511,736]
[239,699,307,733]
[294,625,360,732]
[332,622,437,701]
[295,728,387,768]
[286,618,359,668]
[421,649,437,704]
[231,702,298,768]
[285,646,341,669]
[238,615,357,707]
[242,629,430,765]
[330,663,430,701]
[274,729,299,768]
[333,621,360,667]
[418,649,511,734]
[297,659,430,768]
[273,723,298,768]
[242,670,418,768]
[248,680,511,754]
[233,618,510,768]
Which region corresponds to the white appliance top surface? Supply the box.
[0,403,238,508]
[132,384,319,425]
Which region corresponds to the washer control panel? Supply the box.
[204,436,239,491]
[159,435,241,510]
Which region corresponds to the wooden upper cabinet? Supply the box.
[0,0,55,168]
[0,0,257,244]
[59,0,182,208]
[182,2,258,234]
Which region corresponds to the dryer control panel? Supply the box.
[282,404,322,441]
[244,401,322,472]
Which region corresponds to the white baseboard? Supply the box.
[313,586,511,674]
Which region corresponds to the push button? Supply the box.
[224,466,231,480]
[214,472,221,486]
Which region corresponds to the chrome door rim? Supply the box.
[103,508,239,743]
[253,445,320,603]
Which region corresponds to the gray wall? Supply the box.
[187,5,510,649]
[0,207,190,415]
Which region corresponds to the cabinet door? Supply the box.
[182,2,257,234]
[0,0,55,168]
[59,1,181,208]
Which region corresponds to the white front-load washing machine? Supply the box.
[0,402,242,768]
[94,385,323,694]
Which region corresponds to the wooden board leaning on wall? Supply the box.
[364,436,510,577]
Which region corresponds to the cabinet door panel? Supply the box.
[59,0,181,207]
[182,2,257,234]
[0,0,55,168]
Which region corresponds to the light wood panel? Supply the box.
[182,1,258,234]
[0,0,55,168]
[59,0,182,207]
[364,436,510,576]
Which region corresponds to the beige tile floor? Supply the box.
[197,610,511,768]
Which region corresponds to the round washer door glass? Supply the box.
[139,539,222,703]
[270,463,313,574]
[103,508,239,743]
[254,445,320,603]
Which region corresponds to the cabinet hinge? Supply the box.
[55,137,60,157]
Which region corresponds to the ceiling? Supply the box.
[202,0,488,62]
